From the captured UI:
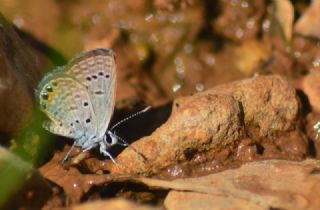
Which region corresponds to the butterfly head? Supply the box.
[104,130,119,147]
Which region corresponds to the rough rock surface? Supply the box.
[182,75,299,136]
[110,75,300,175]
[112,94,243,175]
[302,71,320,113]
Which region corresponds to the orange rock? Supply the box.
[302,71,320,113]
[111,75,301,175]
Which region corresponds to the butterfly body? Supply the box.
[36,48,117,161]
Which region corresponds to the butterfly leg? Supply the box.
[314,121,320,140]
[62,141,77,163]
[99,141,118,164]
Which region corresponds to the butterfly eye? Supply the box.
[98,72,104,76]
[105,131,118,146]
[85,118,91,124]
[105,135,117,146]
[105,138,112,145]
[86,76,92,81]
[92,75,98,80]
[83,102,89,107]
[105,74,110,79]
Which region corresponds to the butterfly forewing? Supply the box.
[65,48,116,139]
[38,75,98,144]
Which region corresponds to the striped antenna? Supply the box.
[110,106,151,131]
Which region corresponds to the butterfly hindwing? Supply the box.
[42,120,73,138]
[37,74,98,145]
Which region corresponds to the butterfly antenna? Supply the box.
[110,106,151,131]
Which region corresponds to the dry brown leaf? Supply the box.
[163,159,320,210]
[131,159,320,210]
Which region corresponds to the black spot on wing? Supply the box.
[94,90,104,95]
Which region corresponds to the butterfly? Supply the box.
[36,48,123,163]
